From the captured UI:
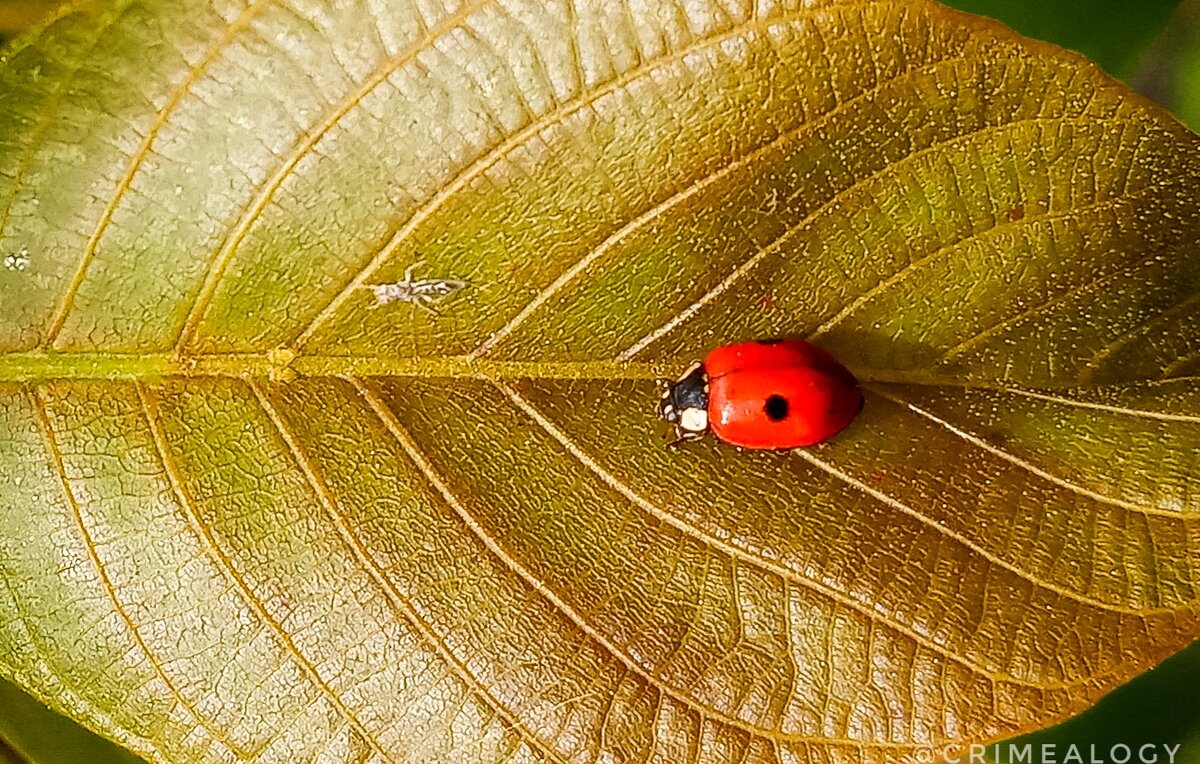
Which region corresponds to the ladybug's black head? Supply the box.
[657,362,709,437]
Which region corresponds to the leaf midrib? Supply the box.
[0,351,1098,387]
[0,352,663,381]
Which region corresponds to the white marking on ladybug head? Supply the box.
[679,406,708,433]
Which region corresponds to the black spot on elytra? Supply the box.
[764,395,790,422]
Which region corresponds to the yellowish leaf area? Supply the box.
[0,1,1198,762]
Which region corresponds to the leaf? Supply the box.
[0,740,24,764]
[0,1,68,35]
[1,1,1199,762]
[991,638,1200,762]
[1141,0,1200,134]
[0,677,146,764]
[938,0,1183,79]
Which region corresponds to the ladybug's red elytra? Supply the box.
[657,338,863,449]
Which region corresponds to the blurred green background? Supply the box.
[1,0,1199,762]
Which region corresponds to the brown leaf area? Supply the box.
[0,1,1198,763]
[0,1,64,34]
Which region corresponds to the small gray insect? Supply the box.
[368,260,468,312]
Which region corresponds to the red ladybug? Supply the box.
[657,338,862,449]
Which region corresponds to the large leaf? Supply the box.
[2,1,1199,762]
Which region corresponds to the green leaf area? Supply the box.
[994,635,1200,763]
[941,0,1182,79]
[1,1,1198,762]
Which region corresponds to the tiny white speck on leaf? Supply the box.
[4,248,31,271]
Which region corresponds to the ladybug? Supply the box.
[657,338,863,449]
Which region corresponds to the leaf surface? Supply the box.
[1,1,1199,763]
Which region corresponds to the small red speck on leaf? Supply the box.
[760,293,776,310]
[1006,206,1025,222]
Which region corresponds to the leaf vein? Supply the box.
[0,543,170,764]
[1000,386,1200,424]
[1084,287,1200,382]
[0,7,125,242]
[133,382,395,764]
[808,180,1161,341]
[937,251,1162,364]
[792,432,1179,612]
[471,51,989,359]
[291,0,901,352]
[350,376,922,748]
[620,114,1129,361]
[871,386,1193,519]
[26,385,252,758]
[492,380,1127,690]
[174,0,499,352]
[247,380,570,764]
[42,0,276,348]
